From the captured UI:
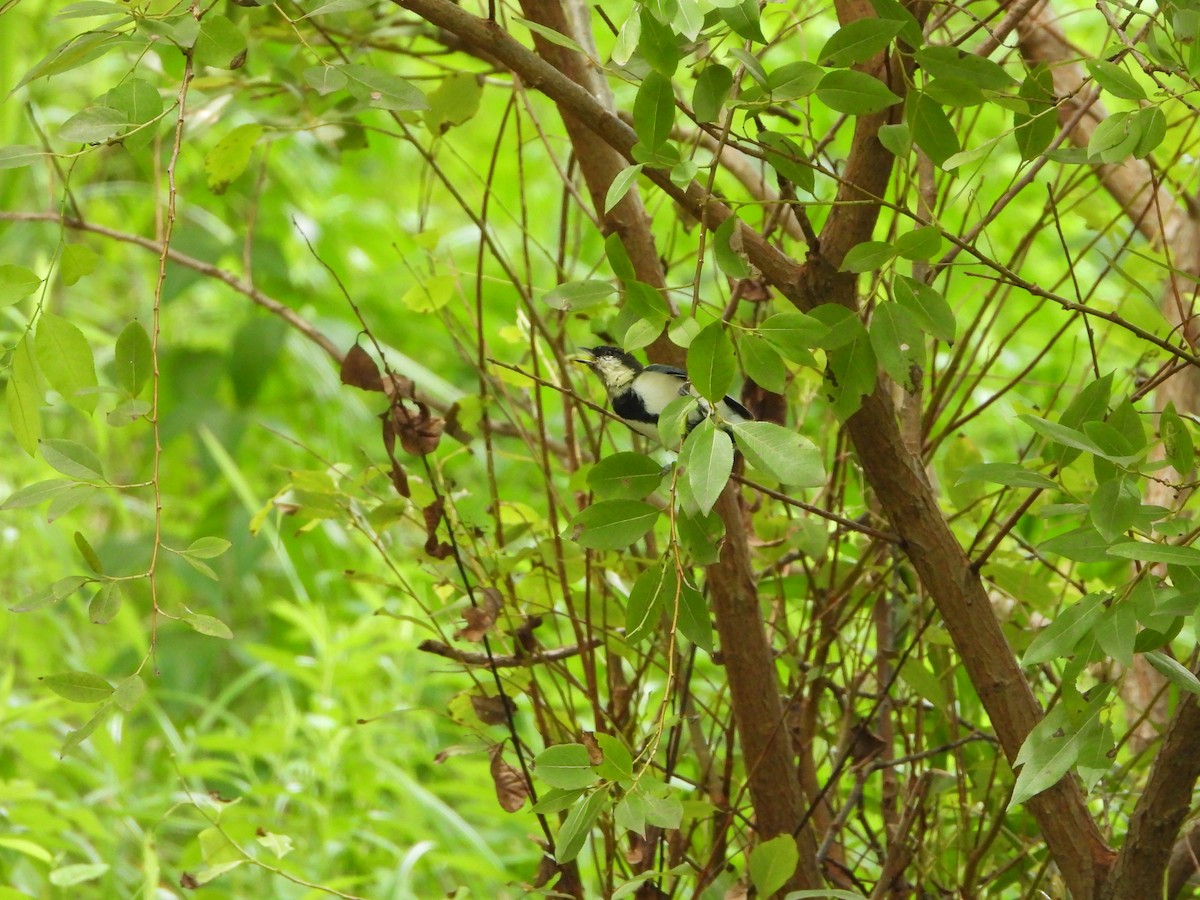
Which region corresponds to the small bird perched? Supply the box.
[574,345,752,444]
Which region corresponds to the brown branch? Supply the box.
[418,638,602,667]
[387,0,1113,893]
[1103,695,1200,898]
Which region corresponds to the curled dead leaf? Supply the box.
[581,731,604,766]
[340,343,384,392]
[488,743,531,812]
[422,498,453,560]
[456,587,502,641]
[389,399,444,456]
[471,692,517,725]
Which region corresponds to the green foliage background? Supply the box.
[2,0,1200,896]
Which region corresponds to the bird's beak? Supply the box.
[573,348,596,366]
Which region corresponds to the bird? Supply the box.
[574,345,752,444]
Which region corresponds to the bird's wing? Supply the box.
[642,364,689,379]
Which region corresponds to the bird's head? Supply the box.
[574,346,643,393]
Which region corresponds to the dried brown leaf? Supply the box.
[581,731,604,766]
[388,459,410,498]
[422,498,453,559]
[488,743,530,812]
[456,587,502,641]
[471,692,517,725]
[340,344,384,392]
[390,400,444,456]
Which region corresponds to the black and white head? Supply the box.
[575,345,644,395]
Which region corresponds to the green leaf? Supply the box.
[815,70,901,115]
[114,320,153,397]
[869,302,924,391]
[185,536,232,559]
[114,673,145,712]
[729,421,824,485]
[184,613,234,639]
[1,478,75,510]
[1014,65,1058,160]
[102,77,164,139]
[1038,526,1112,563]
[1130,106,1166,159]
[534,744,598,790]
[544,280,615,311]
[674,577,712,651]
[758,131,814,194]
[88,582,121,625]
[1010,705,1077,807]
[10,575,91,612]
[0,264,43,306]
[626,561,674,643]
[680,419,733,516]
[818,19,903,67]
[7,335,41,455]
[570,500,660,550]
[59,106,127,143]
[749,835,799,898]
[15,31,128,91]
[1049,373,1112,465]
[1089,478,1139,542]
[1085,59,1146,100]
[74,531,103,574]
[758,312,828,364]
[713,215,751,278]
[605,164,643,213]
[894,225,943,261]
[194,14,246,69]
[40,671,114,703]
[812,306,876,419]
[638,7,681,76]
[1021,593,1107,666]
[49,863,109,887]
[605,233,635,282]
[1107,541,1200,567]
[1020,413,1137,466]
[0,145,47,169]
[1144,651,1200,695]
[60,244,98,286]
[840,240,896,273]
[340,63,428,111]
[767,61,823,100]
[633,72,675,151]
[687,322,737,403]
[914,46,1016,90]
[893,275,955,343]
[693,64,733,122]
[1096,600,1136,667]
[1161,402,1195,473]
[907,92,959,166]
[60,699,116,756]
[675,506,724,566]
[1088,111,1138,164]
[878,122,912,157]
[400,274,455,313]
[513,15,586,53]
[40,439,106,482]
[719,0,765,43]
[738,333,787,393]
[555,789,608,863]
[593,732,633,781]
[424,72,483,131]
[530,787,586,815]
[614,791,649,837]
[304,65,347,95]
[867,0,923,47]
[588,452,665,500]
[204,123,264,193]
[36,312,97,413]
[954,463,1058,491]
